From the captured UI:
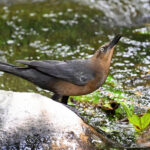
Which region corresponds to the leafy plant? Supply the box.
[128,111,150,132]
[72,75,150,132]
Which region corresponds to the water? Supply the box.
[0,0,150,149]
[75,0,150,26]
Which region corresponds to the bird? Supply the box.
[0,35,121,104]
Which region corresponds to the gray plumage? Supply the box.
[0,35,121,104]
[16,59,95,86]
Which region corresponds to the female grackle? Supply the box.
[0,35,121,104]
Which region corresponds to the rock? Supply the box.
[137,126,150,148]
[0,90,112,149]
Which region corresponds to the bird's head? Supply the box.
[95,35,121,59]
[91,35,121,75]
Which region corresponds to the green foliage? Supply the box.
[73,75,150,132]
[106,75,118,86]
[128,111,150,132]
[73,90,101,103]
[119,101,133,117]
[103,76,135,116]
[73,75,134,113]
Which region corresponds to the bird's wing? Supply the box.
[16,60,95,86]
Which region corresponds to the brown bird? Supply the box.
[0,35,121,104]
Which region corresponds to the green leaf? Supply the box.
[141,112,150,129]
[120,102,133,117]
[128,111,150,132]
[128,114,141,131]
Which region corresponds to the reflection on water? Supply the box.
[75,0,150,26]
[0,0,150,148]
[0,0,46,5]
[1,0,150,26]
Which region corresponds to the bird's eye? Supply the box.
[100,47,105,52]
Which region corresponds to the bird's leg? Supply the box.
[61,96,69,104]
[51,93,61,102]
[51,94,69,105]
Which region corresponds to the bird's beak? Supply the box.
[107,35,121,50]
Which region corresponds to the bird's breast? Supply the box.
[52,78,102,96]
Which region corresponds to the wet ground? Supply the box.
[0,0,150,149]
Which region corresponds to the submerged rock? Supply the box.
[0,90,113,149]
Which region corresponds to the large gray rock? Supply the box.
[0,90,111,149]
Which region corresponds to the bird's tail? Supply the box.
[0,61,51,90]
[0,61,29,78]
[0,61,17,73]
